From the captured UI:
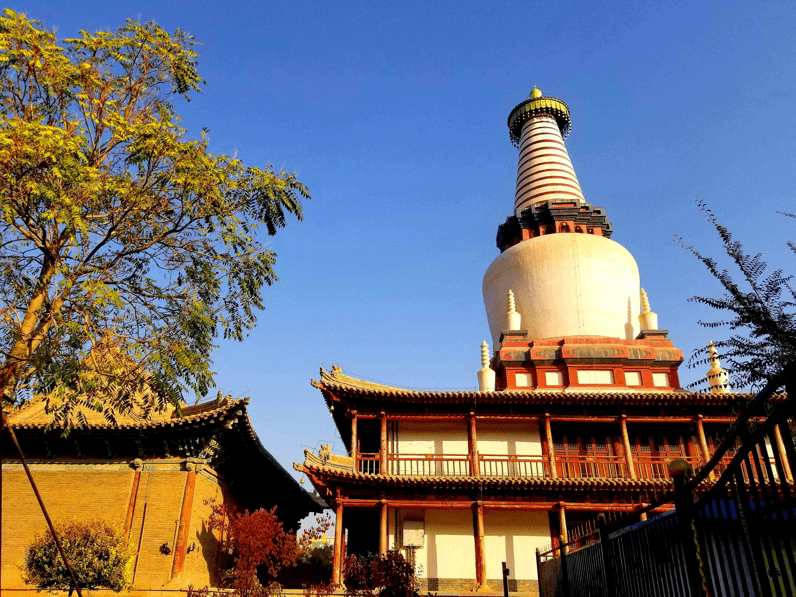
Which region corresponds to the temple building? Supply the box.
[295,88,774,595]
[2,393,323,595]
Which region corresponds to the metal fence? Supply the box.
[537,363,796,597]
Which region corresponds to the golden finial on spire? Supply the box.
[530,85,543,99]
[637,288,658,331]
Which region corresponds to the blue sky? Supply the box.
[20,1,796,478]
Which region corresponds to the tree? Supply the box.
[0,10,309,424]
[679,201,796,391]
[23,519,134,595]
[190,502,331,597]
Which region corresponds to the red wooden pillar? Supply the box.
[380,500,388,556]
[468,413,480,476]
[544,414,556,478]
[380,412,388,474]
[171,463,198,579]
[473,501,489,592]
[695,415,714,480]
[620,415,637,480]
[333,496,345,585]
[558,504,568,550]
[349,410,358,470]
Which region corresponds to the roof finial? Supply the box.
[477,341,495,391]
[706,340,731,394]
[530,85,543,99]
[506,289,521,331]
[637,288,658,331]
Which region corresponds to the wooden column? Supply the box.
[544,414,556,478]
[380,501,388,556]
[558,505,568,551]
[171,464,198,579]
[350,410,358,470]
[695,416,714,481]
[333,497,345,585]
[773,425,794,483]
[380,412,388,473]
[473,502,489,592]
[468,413,480,476]
[620,415,637,480]
[124,462,142,536]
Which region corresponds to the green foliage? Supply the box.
[679,201,796,391]
[0,10,309,423]
[23,519,134,594]
[343,550,419,597]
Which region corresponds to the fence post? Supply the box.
[597,513,615,597]
[669,459,709,597]
[558,534,570,597]
[502,561,510,597]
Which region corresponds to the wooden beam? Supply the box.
[338,498,660,511]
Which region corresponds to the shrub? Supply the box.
[23,520,134,594]
[343,550,419,597]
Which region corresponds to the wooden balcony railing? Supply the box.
[355,451,715,481]
[555,455,628,479]
[387,453,471,476]
[634,455,702,480]
[479,454,548,478]
[357,452,380,475]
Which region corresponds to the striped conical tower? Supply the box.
[508,86,585,214]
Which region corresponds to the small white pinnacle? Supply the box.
[640,289,651,313]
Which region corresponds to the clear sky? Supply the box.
[18,1,796,480]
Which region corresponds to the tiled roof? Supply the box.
[295,461,671,492]
[8,395,244,430]
[312,367,769,407]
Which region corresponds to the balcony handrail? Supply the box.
[478,453,546,460]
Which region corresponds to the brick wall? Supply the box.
[126,467,188,589]
[1,464,133,591]
[180,471,224,587]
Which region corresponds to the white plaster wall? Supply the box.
[476,421,542,456]
[392,421,468,454]
[483,233,641,347]
[406,509,476,580]
[484,510,550,581]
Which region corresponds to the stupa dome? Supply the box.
[483,233,640,346]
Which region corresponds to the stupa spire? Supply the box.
[706,340,731,394]
[638,288,659,331]
[507,87,585,214]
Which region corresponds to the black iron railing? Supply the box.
[537,363,796,597]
